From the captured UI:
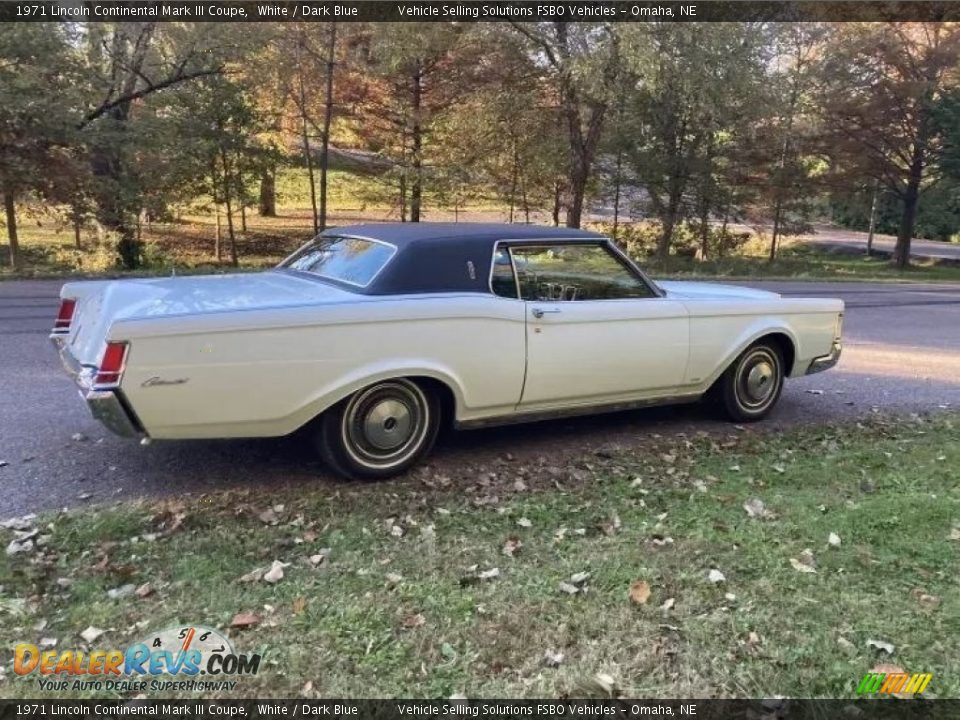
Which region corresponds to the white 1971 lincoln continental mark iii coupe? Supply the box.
[51,223,843,479]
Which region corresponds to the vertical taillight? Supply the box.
[94,342,129,388]
[53,298,76,333]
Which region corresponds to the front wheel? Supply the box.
[717,342,784,422]
[314,379,440,480]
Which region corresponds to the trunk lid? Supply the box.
[60,271,354,365]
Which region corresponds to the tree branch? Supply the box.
[78,66,225,129]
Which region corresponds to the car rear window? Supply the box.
[279,236,396,287]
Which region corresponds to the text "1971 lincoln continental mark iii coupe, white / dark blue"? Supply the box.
[51,223,843,479]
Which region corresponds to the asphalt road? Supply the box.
[798,226,960,262]
[1,278,958,518]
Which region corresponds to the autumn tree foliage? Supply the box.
[5,20,960,272]
[818,23,960,267]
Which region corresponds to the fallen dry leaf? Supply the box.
[263,560,289,584]
[239,566,266,583]
[867,638,896,654]
[230,612,260,629]
[257,508,279,525]
[790,558,817,574]
[292,597,307,615]
[542,649,564,667]
[402,613,425,629]
[707,569,726,584]
[80,626,105,644]
[911,588,941,610]
[660,597,675,612]
[590,672,618,697]
[558,581,580,595]
[134,583,154,599]
[629,579,651,606]
[502,538,522,557]
[743,498,775,520]
[478,567,500,580]
[949,528,960,541]
[516,517,532,528]
[828,532,842,547]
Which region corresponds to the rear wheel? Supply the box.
[315,379,440,480]
[717,341,784,422]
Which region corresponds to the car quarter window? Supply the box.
[490,247,519,299]
[508,243,656,301]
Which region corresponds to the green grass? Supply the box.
[0,413,957,698]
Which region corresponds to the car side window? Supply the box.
[510,244,655,301]
[491,248,519,299]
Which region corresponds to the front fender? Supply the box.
[693,317,802,390]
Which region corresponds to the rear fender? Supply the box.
[296,360,469,430]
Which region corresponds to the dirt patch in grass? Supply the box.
[0,413,957,698]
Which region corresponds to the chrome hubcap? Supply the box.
[342,380,430,470]
[362,399,413,450]
[745,361,774,402]
[736,349,780,410]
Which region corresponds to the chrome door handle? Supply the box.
[532,307,562,319]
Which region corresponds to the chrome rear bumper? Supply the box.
[806,340,842,375]
[50,334,141,438]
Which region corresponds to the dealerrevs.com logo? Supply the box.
[15,625,261,693]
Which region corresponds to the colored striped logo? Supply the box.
[857,672,933,695]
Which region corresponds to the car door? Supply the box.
[501,242,690,409]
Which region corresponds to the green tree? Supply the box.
[818,23,960,267]
[0,23,82,270]
[77,22,230,268]
[509,22,632,228]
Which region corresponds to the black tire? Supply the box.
[718,341,784,422]
[315,379,440,480]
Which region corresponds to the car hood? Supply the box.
[656,280,780,301]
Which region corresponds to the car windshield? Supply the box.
[279,236,396,287]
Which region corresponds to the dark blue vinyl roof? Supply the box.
[324,222,605,245]
[317,223,609,295]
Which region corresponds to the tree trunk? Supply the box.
[399,173,407,222]
[296,39,319,235]
[521,173,531,224]
[612,149,623,241]
[866,181,878,256]
[215,204,222,263]
[894,144,925,269]
[718,204,731,258]
[552,182,562,227]
[219,148,238,267]
[895,181,920,269]
[258,169,277,217]
[74,216,82,249]
[508,141,518,223]
[318,22,337,232]
[698,198,710,261]
[410,63,423,223]
[3,188,22,271]
[224,194,238,268]
[769,199,783,262]
[566,160,587,229]
[657,182,684,261]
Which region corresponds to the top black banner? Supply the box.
[1,1,959,23]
